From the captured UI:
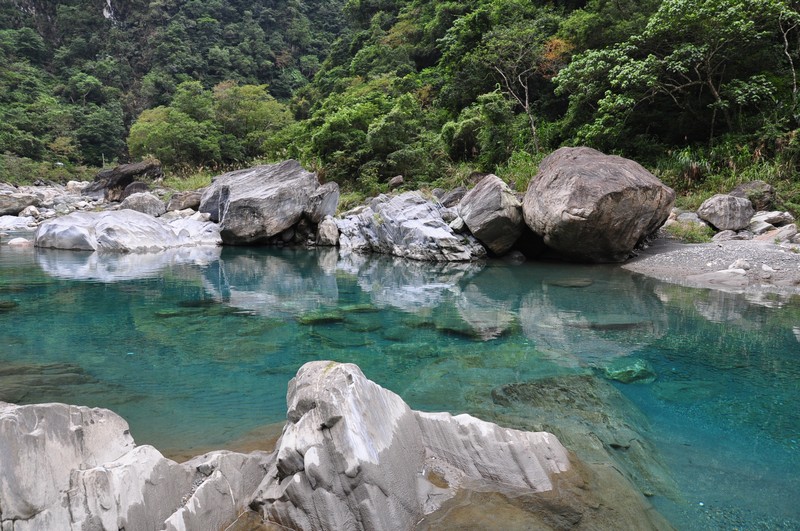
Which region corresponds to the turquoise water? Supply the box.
[1,241,798,529]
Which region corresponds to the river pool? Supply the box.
[1,242,798,529]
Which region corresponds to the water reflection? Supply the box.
[36,246,222,282]
[201,247,339,316]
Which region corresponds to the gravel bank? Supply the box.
[622,237,800,296]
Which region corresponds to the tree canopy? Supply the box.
[1,0,799,202]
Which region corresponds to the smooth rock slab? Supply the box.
[34,210,221,252]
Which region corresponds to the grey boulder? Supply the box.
[458,174,523,255]
[34,210,221,252]
[697,194,754,231]
[336,192,486,261]
[304,182,340,224]
[119,191,167,217]
[729,180,775,211]
[522,147,675,263]
[199,160,320,245]
[166,191,203,212]
[0,192,39,216]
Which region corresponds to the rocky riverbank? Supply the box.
[624,237,800,295]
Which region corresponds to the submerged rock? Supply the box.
[603,357,657,384]
[491,374,679,501]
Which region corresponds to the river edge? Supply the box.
[623,236,800,297]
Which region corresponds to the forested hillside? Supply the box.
[2,0,800,211]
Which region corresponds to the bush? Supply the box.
[664,222,714,243]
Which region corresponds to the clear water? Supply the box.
[1,241,798,529]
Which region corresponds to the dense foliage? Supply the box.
[2,0,799,210]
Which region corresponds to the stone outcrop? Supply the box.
[0,401,270,531]
[249,361,572,530]
[304,182,340,224]
[34,210,220,252]
[336,191,486,261]
[458,174,523,255]
[82,160,164,202]
[119,192,167,217]
[522,147,675,263]
[0,192,39,216]
[199,160,322,245]
[697,194,754,231]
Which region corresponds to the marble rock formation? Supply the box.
[199,160,323,245]
[249,361,571,530]
[0,401,270,531]
[697,194,755,231]
[522,147,675,263]
[34,210,220,252]
[335,191,487,261]
[458,174,523,255]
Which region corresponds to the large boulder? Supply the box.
[0,402,136,529]
[522,147,675,263]
[336,192,487,261]
[729,180,775,211]
[0,401,271,531]
[119,192,167,217]
[249,361,572,530]
[34,210,221,252]
[697,194,754,231]
[82,160,163,202]
[304,181,340,224]
[0,192,39,216]
[458,174,523,255]
[199,160,321,245]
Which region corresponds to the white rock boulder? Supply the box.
[336,192,487,261]
[249,361,571,530]
[34,210,221,252]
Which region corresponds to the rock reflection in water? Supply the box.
[520,268,668,366]
[36,246,222,282]
[201,247,340,317]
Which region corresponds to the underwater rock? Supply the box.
[603,357,657,384]
[491,374,679,501]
